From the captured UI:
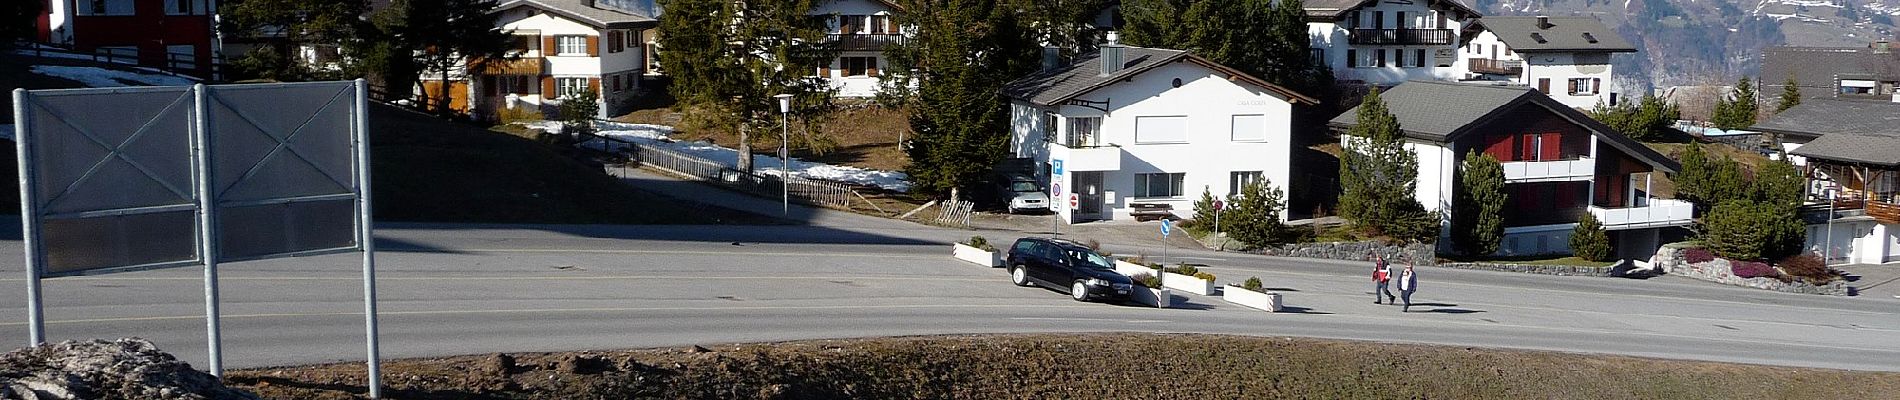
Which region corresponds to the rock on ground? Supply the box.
[0,338,255,400]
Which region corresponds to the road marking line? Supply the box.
[1010,317,1169,324]
[1,304,1106,327]
[388,248,943,259]
[10,275,997,282]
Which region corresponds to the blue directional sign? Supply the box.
[1161,219,1172,237]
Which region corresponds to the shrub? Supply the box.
[1683,248,1715,264]
[1570,213,1613,262]
[1226,179,1288,249]
[1777,253,1841,284]
[1167,264,1201,276]
[1084,239,1102,252]
[1129,272,1162,289]
[963,236,994,251]
[1193,272,1217,282]
[1730,260,1779,279]
[1242,277,1264,292]
[1702,200,1800,261]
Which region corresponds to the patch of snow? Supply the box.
[28,66,197,88]
[525,121,913,192]
[1674,121,1758,137]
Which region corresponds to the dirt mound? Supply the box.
[0,338,255,400]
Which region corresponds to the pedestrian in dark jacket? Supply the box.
[1398,262,1418,312]
[1372,253,1395,304]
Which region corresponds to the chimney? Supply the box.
[1099,31,1124,76]
[583,0,595,7]
[1536,15,1552,29]
[1042,47,1062,72]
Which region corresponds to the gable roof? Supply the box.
[1751,98,1900,139]
[1305,0,1480,19]
[1002,46,1317,107]
[1469,16,1635,53]
[1329,80,1679,172]
[1790,133,1900,167]
[495,0,657,29]
[1760,45,1900,95]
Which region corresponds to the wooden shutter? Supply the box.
[542,76,555,96]
[1541,132,1561,160]
[819,59,830,77]
[1519,133,1538,161]
[1592,78,1601,94]
[588,77,600,94]
[885,16,897,34]
[1537,78,1550,93]
[1567,78,1578,95]
[586,36,599,57]
[867,58,879,77]
[543,36,556,55]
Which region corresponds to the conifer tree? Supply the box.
[1339,90,1431,241]
[1226,180,1288,249]
[1711,77,1759,130]
[1453,151,1506,256]
[1570,213,1612,262]
[659,0,834,173]
[1776,75,1802,113]
[897,0,1040,201]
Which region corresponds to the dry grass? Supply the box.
[1641,141,1777,198]
[229,333,1900,399]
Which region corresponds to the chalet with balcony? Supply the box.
[1002,39,1317,224]
[1461,16,1635,109]
[34,0,219,79]
[421,0,656,119]
[1755,99,1900,264]
[812,0,907,98]
[1332,81,1687,259]
[1305,0,1481,85]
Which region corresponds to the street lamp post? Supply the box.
[775,94,793,216]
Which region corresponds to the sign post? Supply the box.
[1160,219,1172,281]
[1212,199,1224,237]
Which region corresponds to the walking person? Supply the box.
[1398,262,1418,312]
[1371,253,1395,304]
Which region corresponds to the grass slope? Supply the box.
[230,333,1900,399]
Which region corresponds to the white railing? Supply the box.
[1047,142,1122,172]
[1589,198,1694,229]
[1501,157,1594,182]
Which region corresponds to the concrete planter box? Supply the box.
[1163,272,1216,295]
[1114,260,1156,277]
[1222,285,1282,312]
[952,243,1001,267]
[1129,287,1174,308]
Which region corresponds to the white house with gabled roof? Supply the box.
[1305,0,1482,85]
[1461,16,1636,109]
[811,0,908,98]
[1002,38,1318,224]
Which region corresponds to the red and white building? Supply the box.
[34,0,221,79]
[1333,81,1691,259]
[419,0,659,119]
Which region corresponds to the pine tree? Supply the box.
[1226,180,1287,249]
[659,0,835,173]
[1586,94,1678,142]
[220,0,369,80]
[1750,160,1808,259]
[1339,90,1430,241]
[1702,200,1781,261]
[1452,151,1507,256]
[1776,75,1802,113]
[1711,77,1759,130]
[1191,188,1221,233]
[897,0,1040,200]
[1570,213,1613,262]
[1122,0,1327,95]
[388,0,513,116]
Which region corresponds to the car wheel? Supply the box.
[1011,266,1030,287]
[1071,280,1089,301]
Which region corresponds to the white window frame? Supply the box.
[1569,78,1599,96]
[1230,171,1264,196]
[80,0,135,15]
[164,0,208,15]
[1065,116,1101,147]
[556,77,589,99]
[556,35,588,56]
[1134,173,1186,198]
[1134,115,1188,144]
[1230,114,1267,142]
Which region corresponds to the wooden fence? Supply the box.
[934,199,975,228]
[610,140,872,212]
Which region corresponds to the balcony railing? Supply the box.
[1501,157,1594,182]
[826,34,906,51]
[1468,58,1522,75]
[1348,28,1454,45]
[1588,198,1694,230]
[1047,142,1122,172]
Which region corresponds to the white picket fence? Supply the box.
[609,140,878,213]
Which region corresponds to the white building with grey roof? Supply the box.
[1460,16,1636,110]
[1002,40,1317,224]
[1755,99,1900,265]
[1304,0,1483,86]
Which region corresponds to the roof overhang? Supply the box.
[1019,54,1319,108]
[493,1,658,30]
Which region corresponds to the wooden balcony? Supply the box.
[826,34,906,51]
[1869,201,1900,224]
[1348,29,1454,45]
[1469,58,1522,75]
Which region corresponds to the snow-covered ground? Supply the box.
[29,65,196,88]
[525,121,912,192]
[1674,120,1759,137]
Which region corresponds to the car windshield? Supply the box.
[1066,249,1113,270]
[1009,181,1040,192]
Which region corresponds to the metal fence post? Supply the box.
[354,79,385,399]
[190,84,225,378]
[15,89,46,347]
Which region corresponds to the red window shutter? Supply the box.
[542,76,555,96]
[1484,134,1515,160]
[588,77,600,94]
[586,36,599,57]
[1542,132,1561,160]
[543,36,556,54]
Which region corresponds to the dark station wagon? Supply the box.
[1005,237,1134,302]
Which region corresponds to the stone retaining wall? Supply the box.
[1255,241,1436,266]
[1434,262,1619,277]
[1653,243,1851,296]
